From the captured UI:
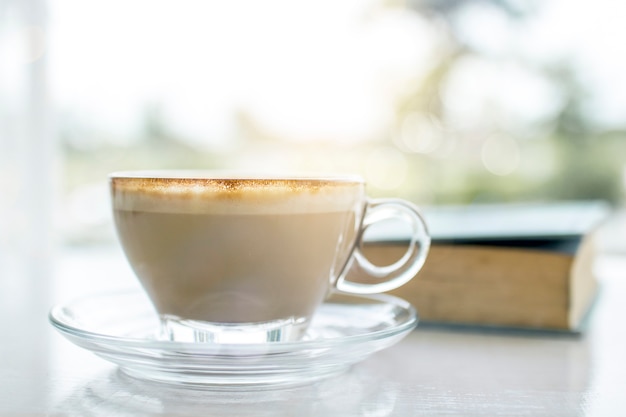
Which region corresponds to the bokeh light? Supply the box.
[481,135,521,176]
[364,146,408,191]
[398,112,443,155]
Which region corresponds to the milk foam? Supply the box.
[111,177,365,214]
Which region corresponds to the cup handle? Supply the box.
[335,199,431,294]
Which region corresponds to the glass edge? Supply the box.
[48,291,417,353]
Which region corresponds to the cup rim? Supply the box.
[109,170,364,183]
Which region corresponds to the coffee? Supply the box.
[111,177,364,324]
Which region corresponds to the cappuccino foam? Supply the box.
[110,176,365,215]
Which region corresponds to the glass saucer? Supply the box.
[49,290,417,389]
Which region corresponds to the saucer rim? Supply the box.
[49,290,418,353]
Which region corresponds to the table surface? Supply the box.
[2,224,626,417]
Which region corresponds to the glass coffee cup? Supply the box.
[110,171,430,343]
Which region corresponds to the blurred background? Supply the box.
[1,0,626,249]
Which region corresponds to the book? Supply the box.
[353,201,611,331]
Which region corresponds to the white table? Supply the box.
[1,242,625,416]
